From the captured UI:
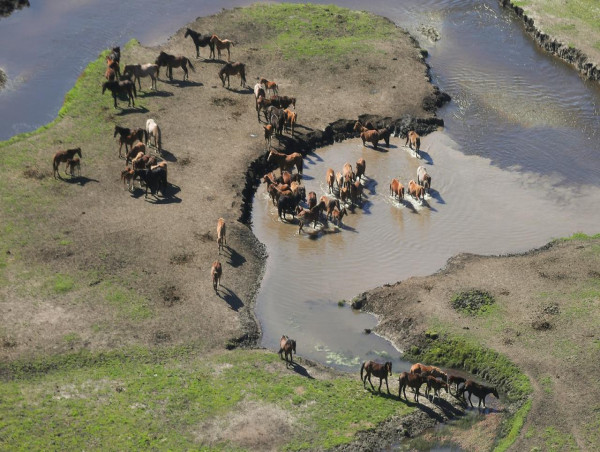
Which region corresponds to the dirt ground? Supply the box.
[361,238,600,450]
[0,7,436,360]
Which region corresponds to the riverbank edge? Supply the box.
[499,0,600,82]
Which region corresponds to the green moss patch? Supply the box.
[451,289,495,315]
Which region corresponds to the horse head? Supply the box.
[289,339,296,354]
[492,387,499,399]
[386,362,393,375]
[74,148,82,158]
[184,28,191,38]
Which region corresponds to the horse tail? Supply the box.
[360,362,365,381]
[186,58,195,72]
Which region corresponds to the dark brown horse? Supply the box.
[448,374,467,395]
[398,371,424,402]
[269,95,296,110]
[114,126,147,158]
[155,51,195,81]
[462,380,499,408]
[267,150,303,176]
[361,361,392,394]
[218,62,246,88]
[278,335,296,365]
[184,28,215,59]
[53,147,81,178]
[102,80,136,108]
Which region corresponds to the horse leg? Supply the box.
[113,92,118,109]
[378,377,383,393]
[183,65,188,81]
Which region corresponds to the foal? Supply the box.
[217,218,226,253]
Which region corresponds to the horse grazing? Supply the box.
[65,157,81,177]
[462,380,499,408]
[408,180,425,202]
[52,148,82,178]
[398,372,425,402]
[278,335,296,365]
[417,166,431,194]
[260,78,278,96]
[361,129,381,149]
[184,28,215,59]
[114,126,146,158]
[406,130,421,157]
[409,363,447,380]
[425,376,449,402]
[145,119,162,155]
[122,64,158,90]
[361,361,392,394]
[211,261,222,292]
[218,62,246,88]
[133,166,167,198]
[283,108,297,136]
[326,168,335,193]
[217,218,226,253]
[448,374,467,396]
[155,51,194,81]
[210,35,234,61]
[268,150,303,176]
[355,158,366,181]
[102,80,136,108]
[390,178,404,201]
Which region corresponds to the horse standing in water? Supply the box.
[184,28,215,59]
[360,361,392,394]
[102,80,136,108]
[53,147,82,178]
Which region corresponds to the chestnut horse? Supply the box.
[184,28,215,59]
[53,147,82,178]
[410,363,447,380]
[425,376,449,402]
[356,158,366,180]
[114,126,147,158]
[260,78,278,96]
[361,361,392,394]
[267,150,303,176]
[406,130,421,157]
[211,261,222,292]
[217,218,226,253]
[210,35,234,61]
[218,62,246,88]
[390,178,404,201]
[278,335,296,365]
[326,168,335,193]
[398,372,425,402]
[155,51,195,81]
[462,380,499,408]
[361,129,381,149]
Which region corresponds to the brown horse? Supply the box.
[390,178,404,201]
[353,120,375,133]
[126,142,146,166]
[326,168,335,193]
[218,62,246,88]
[114,126,147,158]
[260,78,278,96]
[425,376,449,402]
[361,361,392,394]
[278,335,296,365]
[211,35,234,61]
[217,218,226,253]
[283,108,297,136]
[106,58,121,79]
[65,158,81,177]
[398,372,425,402]
[406,130,421,157]
[408,180,425,202]
[297,201,325,233]
[104,67,116,81]
[155,51,195,81]
[53,147,82,178]
[448,374,467,395]
[267,150,303,176]
[102,80,136,108]
[361,129,381,149]
[356,158,366,181]
[410,363,447,380]
[211,261,222,292]
[342,162,354,188]
[417,166,431,194]
[462,380,499,408]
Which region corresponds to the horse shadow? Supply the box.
[416,150,433,165]
[363,178,378,196]
[306,151,323,162]
[61,176,99,186]
[225,86,253,95]
[217,285,244,311]
[160,149,177,162]
[286,361,315,379]
[166,80,203,88]
[223,247,246,268]
[205,58,228,65]
[359,199,373,215]
[428,189,445,204]
[139,90,174,98]
[116,106,149,116]
[369,146,389,153]
[366,388,397,400]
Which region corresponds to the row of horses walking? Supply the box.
[361,361,500,409]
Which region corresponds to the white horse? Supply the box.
[123,63,158,90]
[254,83,265,111]
[416,166,431,194]
[145,119,162,155]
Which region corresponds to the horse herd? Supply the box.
[362,360,500,409]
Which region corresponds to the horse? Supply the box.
[278,335,296,365]
[268,107,285,137]
[155,51,194,81]
[133,167,167,198]
[218,62,246,88]
[52,148,81,178]
[326,168,335,193]
[335,172,343,190]
[122,64,158,90]
[417,166,431,194]
[277,192,304,221]
[107,46,120,64]
[145,119,162,155]
[114,126,146,158]
[353,120,375,133]
[263,124,274,150]
[211,35,234,61]
[398,372,425,402]
[211,261,222,292]
[462,380,499,408]
[102,80,136,108]
[126,142,146,166]
[408,180,425,202]
[342,162,354,188]
[448,374,467,396]
[267,150,303,176]
[104,67,117,81]
[254,83,266,111]
[425,376,449,402]
[350,180,363,206]
[217,218,226,253]
[406,130,421,157]
[65,157,81,177]
[269,95,296,110]
[376,126,393,147]
[390,178,404,201]
[355,158,366,180]
[283,109,297,136]
[319,196,340,220]
[409,363,447,380]
[106,58,121,80]
[361,129,381,149]
[361,361,392,394]
[331,206,347,226]
[121,167,135,191]
[184,28,215,59]
[260,78,278,96]
[279,171,301,186]
[297,201,326,232]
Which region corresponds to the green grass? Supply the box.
[237,4,399,60]
[450,289,496,315]
[102,282,152,321]
[493,399,532,452]
[51,273,74,294]
[0,349,413,450]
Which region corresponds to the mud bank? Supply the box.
[500,0,600,82]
